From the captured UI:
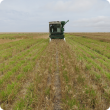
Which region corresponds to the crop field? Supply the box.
[0,33,110,110]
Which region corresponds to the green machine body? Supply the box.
[49,20,69,40]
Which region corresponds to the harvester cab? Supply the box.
[49,20,69,42]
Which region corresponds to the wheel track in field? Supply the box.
[44,39,62,110]
[37,39,62,110]
[54,41,62,110]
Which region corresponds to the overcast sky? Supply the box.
[0,0,110,32]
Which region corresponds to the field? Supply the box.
[0,33,110,110]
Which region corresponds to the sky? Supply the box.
[0,0,110,32]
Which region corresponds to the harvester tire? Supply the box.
[64,38,66,42]
[49,38,51,42]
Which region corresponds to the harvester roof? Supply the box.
[49,21,61,24]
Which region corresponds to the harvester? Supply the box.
[49,20,69,42]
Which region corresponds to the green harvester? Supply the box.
[49,20,69,42]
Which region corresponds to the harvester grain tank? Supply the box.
[49,20,69,42]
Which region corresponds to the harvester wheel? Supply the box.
[64,38,66,42]
[49,38,51,42]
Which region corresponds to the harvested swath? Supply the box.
[0,33,49,40]
[67,33,110,42]
[0,38,48,110]
[65,34,110,109]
